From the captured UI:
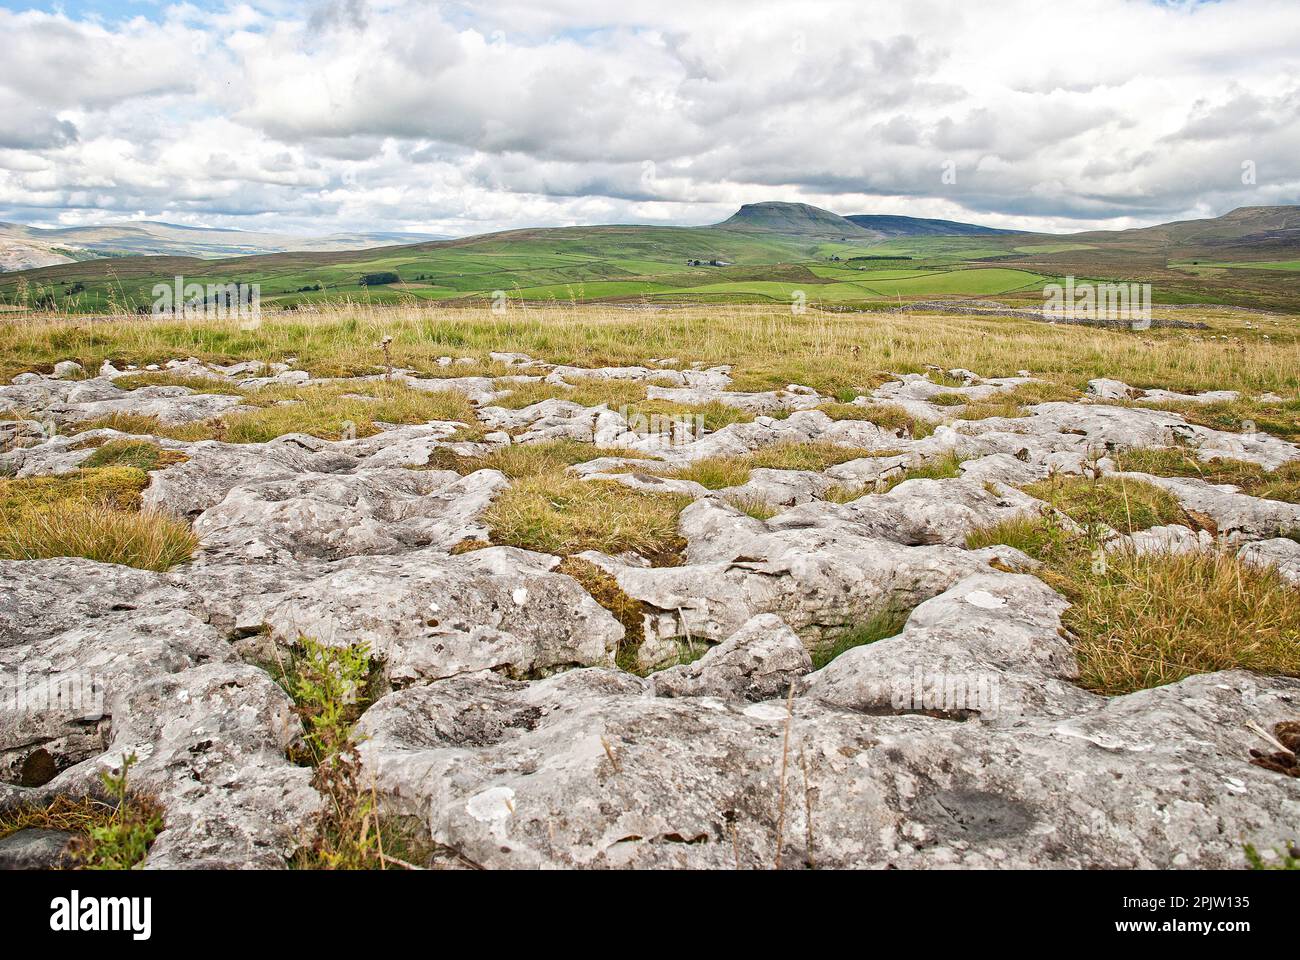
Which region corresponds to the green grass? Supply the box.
[482,474,690,565]
[881,450,966,491]
[4,300,1300,403]
[0,467,198,570]
[967,512,1300,695]
[80,439,189,472]
[489,379,648,410]
[1114,447,1300,503]
[1137,396,1300,444]
[810,607,911,670]
[113,372,246,395]
[649,441,902,490]
[815,401,936,438]
[70,413,219,442]
[223,380,476,443]
[424,438,655,479]
[558,557,647,672]
[1063,548,1300,694]
[1023,474,1187,533]
[622,398,755,432]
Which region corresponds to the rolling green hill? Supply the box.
[1,202,1298,314]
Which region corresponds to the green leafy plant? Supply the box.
[280,637,424,870]
[290,637,374,762]
[79,753,163,870]
[1244,841,1298,870]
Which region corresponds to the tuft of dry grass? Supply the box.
[483,473,689,565]
[224,380,476,443]
[1138,396,1300,443]
[113,372,246,395]
[1023,474,1188,534]
[1065,548,1300,695]
[0,466,149,512]
[1114,446,1300,504]
[816,400,933,437]
[723,494,782,520]
[880,450,966,492]
[80,439,189,472]
[622,398,755,432]
[968,511,1300,695]
[424,438,655,480]
[0,466,198,570]
[957,381,1081,420]
[966,513,1077,563]
[71,412,219,442]
[490,378,647,410]
[72,381,475,445]
[0,500,198,570]
[558,556,646,671]
[665,457,753,490]
[659,441,902,490]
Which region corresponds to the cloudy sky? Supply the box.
[0,0,1297,237]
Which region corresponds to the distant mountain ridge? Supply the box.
[712,201,1013,239]
[0,220,450,272]
[843,214,1017,237]
[1071,205,1300,251]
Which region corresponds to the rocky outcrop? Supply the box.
[236,547,624,685]
[193,468,508,563]
[354,664,1298,869]
[2,354,1297,869]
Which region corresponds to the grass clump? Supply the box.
[880,450,965,491]
[747,441,895,472]
[968,509,1300,695]
[0,465,148,512]
[1141,396,1300,443]
[1114,447,1300,503]
[816,401,936,438]
[966,513,1077,563]
[622,398,754,433]
[72,412,218,442]
[80,439,188,472]
[0,753,163,869]
[724,494,781,520]
[491,379,647,411]
[425,438,655,480]
[1023,474,1186,533]
[559,557,646,671]
[810,607,911,670]
[0,467,198,570]
[667,457,752,490]
[661,441,903,491]
[1064,548,1300,694]
[225,380,475,443]
[484,474,689,565]
[114,372,246,395]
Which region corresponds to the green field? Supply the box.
[2,202,1299,314]
[1173,259,1300,272]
